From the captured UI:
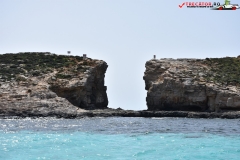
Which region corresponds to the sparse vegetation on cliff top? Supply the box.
[204,56,240,85]
[0,52,90,81]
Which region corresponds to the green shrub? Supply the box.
[16,75,27,81]
[56,73,72,79]
[0,52,86,81]
[205,57,240,85]
[32,70,41,76]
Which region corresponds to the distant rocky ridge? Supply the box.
[0,52,108,117]
[144,57,240,112]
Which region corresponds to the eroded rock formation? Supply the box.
[0,52,108,117]
[144,57,240,112]
[48,59,108,109]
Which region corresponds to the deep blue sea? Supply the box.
[0,117,240,160]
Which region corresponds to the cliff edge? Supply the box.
[0,52,108,117]
[144,57,240,112]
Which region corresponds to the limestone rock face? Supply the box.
[49,60,108,109]
[143,58,240,112]
[0,52,108,117]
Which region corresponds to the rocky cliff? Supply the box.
[0,52,108,117]
[144,57,240,112]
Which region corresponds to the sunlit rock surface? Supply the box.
[0,52,108,117]
[144,57,240,112]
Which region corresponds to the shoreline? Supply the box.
[1,109,240,119]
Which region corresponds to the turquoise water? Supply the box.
[0,117,240,160]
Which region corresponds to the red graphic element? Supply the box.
[232,6,236,10]
[179,3,185,8]
[185,2,212,7]
[219,6,223,10]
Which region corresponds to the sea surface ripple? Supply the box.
[0,117,240,159]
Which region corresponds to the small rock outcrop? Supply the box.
[143,57,240,112]
[0,52,108,117]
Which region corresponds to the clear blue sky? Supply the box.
[1,0,239,110]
